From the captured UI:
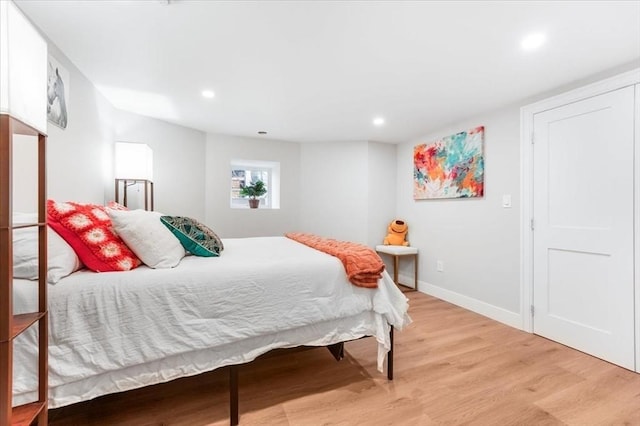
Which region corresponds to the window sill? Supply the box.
[230,205,279,210]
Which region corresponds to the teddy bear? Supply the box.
[383,219,409,246]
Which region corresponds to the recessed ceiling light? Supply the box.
[521,33,546,50]
[373,117,385,127]
[201,90,215,98]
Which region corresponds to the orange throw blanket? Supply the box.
[285,232,384,288]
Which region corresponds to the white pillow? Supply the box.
[107,209,185,268]
[13,213,83,284]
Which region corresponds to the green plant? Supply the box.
[239,179,267,199]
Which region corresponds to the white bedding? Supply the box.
[13,236,411,408]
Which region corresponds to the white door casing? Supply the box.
[531,86,635,370]
[635,83,640,371]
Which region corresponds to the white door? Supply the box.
[532,86,635,370]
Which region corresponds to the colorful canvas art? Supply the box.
[413,126,484,199]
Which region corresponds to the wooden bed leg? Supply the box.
[230,365,239,426]
[387,326,394,380]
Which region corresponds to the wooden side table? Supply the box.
[375,245,419,292]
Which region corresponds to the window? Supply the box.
[230,160,280,209]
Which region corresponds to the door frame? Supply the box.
[520,68,640,341]
[635,84,640,371]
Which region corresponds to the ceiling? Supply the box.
[17,0,640,143]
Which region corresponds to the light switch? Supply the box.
[502,194,512,208]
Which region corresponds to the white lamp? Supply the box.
[114,142,154,210]
[115,142,153,180]
[0,0,47,133]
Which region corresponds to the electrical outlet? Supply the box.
[436,260,444,272]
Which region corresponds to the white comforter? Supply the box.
[13,236,410,408]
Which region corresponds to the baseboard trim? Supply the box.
[398,273,523,330]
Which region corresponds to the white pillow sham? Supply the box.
[13,213,83,284]
[107,209,185,269]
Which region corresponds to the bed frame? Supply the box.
[227,327,394,425]
[10,232,406,422]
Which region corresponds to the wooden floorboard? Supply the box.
[48,291,640,425]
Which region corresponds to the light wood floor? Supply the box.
[48,291,640,425]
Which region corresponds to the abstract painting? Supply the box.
[413,126,484,199]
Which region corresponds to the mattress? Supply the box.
[12,236,411,408]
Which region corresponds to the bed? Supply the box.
[12,235,411,422]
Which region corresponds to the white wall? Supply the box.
[114,110,206,220]
[299,141,368,243]
[204,137,396,244]
[205,133,300,238]
[44,42,115,205]
[396,107,522,319]
[367,142,397,247]
[299,141,396,246]
[12,36,207,217]
[393,64,640,328]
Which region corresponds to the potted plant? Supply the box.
[239,179,267,208]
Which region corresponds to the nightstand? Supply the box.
[375,245,418,292]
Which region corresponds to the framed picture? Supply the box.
[413,126,484,199]
[47,55,69,129]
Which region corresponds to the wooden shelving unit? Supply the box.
[0,114,48,425]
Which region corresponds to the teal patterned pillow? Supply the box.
[160,216,223,257]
